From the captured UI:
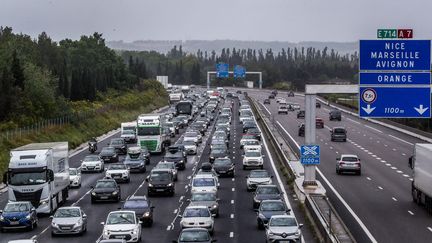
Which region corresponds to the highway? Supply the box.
[248,90,432,243]
[0,95,314,243]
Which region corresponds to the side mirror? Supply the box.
[48,170,54,182]
[299,223,304,228]
[100,222,105,225]
[146,176,149,182]
[139,221,143,224]
[286,209,292,213]
[211,214,217,217]
[336,158,340,161]
[270,175,274,178]
[264,223,269,229]
[49,215,54,219]
[216,198,220,202]
[186,199,191,202]
[151,206,155,209]
[83,214,87,218]
[178,215,183,218]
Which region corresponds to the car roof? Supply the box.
[97,179,116,182]
[270,215,296,219]
[257,184,277,188]
[185,205,208,209]
[181,227,209,232]
[127,195,148,201]
[341,154,358,158]
[193,174,216,179]
[151,168,172,172]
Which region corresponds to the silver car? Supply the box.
[188,192,220,216]
[265,215,303,243]
[50,206,87,235]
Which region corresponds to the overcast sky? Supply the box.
[1,0,431,42]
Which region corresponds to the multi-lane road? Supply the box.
[0,95,313,243]
[248,90,432,243]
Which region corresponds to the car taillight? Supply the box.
[356,162,361,167]
[339,162,345,165]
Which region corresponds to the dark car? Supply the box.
[253,185,282,209]
[288,91,295,97]
[122,196,154,227]
[256,200,290,229]
[213,158,235,177]
[0,201,37,231]
[331,127,347,142]
[243,121,258,133]
[316,102,321,108]
[298,123,305,137]
[173,117,186,129]
[329,110,342,121]
[236,90,242,94]
[268,94,275,99]
[316,118,324,128]
[124,152,147,173]
[91,179,121,203]
[209,147,228,163]
[174,228,216,243]
[245,128,261,141]
[109,138,127,155]
[99,147,119,163]
[297,110,305,119]
[164,149,186,170]
[263,99,271,104]
[146,169,175,196]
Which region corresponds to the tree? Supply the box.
[11,50,25,90]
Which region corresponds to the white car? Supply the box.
[243,149,264,169]
[81,155,104,173]
[106,163,130,183]
[246,169,273,191]
[182,140,197,155]
[244,145,262,153]
[101,211,141,242]
[184,131,202,144]
[240,136,260,148]
[191,174,219,194]
[69,168,82,188]
[179,206,215,234]
[265,215,303,243]
[278,105,288,114]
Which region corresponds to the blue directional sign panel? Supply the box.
[359,87,431,118]
[216,63,229,78]
[300,145,320,165]
[233,65,246,78]
[360,72,431,85]
[359,40,431,71]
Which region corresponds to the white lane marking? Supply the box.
[365,125,383,133]
[230,214,234,218]
[376,141,380,143]
[366,177,372,181]
[167,225,172,231]
[397,170,403,174]
[403,174,410,178]
[388,134,414,146]
[390,166,396,169]
[232,178,235,182]
[381,160,387,163]
[347,118,361,125]
[364,150,369,152]
[323,108,330,112]
[173,209,178,214]
[262,104,272,115]
[392,197,397,202]
[427,227,432,233]
[402,153,406,156]
[230,232,234,238]
[378,186,383,190]
[409,178,414,181]
[392,148,397,151]
[179,196,184,202]
[372,155,377,158]
[384,144,388,147]
[232,188,235,192]
[231,200,234,204]
[376,157,381,160]
[276,121,378,243]
[408,211,414,216]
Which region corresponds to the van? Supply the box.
[331,127,347,142]
[329,110,342,121]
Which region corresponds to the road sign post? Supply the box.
[303,93,318,186]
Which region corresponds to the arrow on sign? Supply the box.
[414,104,429,115]
[362,104,376,114]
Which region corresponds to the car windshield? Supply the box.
[179,231,210,241]
[183,208,210,217]
[245,151,261,157]
[214,159,231,166]
[137,127,160,136]
[270,217,297,227]
[4,203,30,212]
[261,202,285,211]
[244,140,259,145]
[109,164,126,170]
[191,193,216,201]
[193,178,215,187]
[185,132,198,137]
[124,200,148,209]
[107,213,135,225]
[84,155,99,161]
[256,187,279,194]
[95,181,116,189]
[110,139,123,145]
[150,171,171,181]
[9,170,47,186]
[250,171,269,178]
[242,135,256,140]
[69,169,77,176]
[334,128,346,133]
[101,147,115,153]
[342,157,358,162]
[54,208,81,218]
[183,140,196,146]
[122,130,135,135]
[211,149,225,154]
[156,163,174,169]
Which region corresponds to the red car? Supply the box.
[316,118,324,128]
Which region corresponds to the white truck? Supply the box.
[169,92,183,104]
[410,143,432,213]
[121,122,137,143]
[181,85,190,94]
[3,142,70,214]
[137,114,171,153]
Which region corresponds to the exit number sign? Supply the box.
[377,29,413,39]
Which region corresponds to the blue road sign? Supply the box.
[300,145,320,165]
[359,72,431,85]
[233,65,246,78]
[359,40,431,71]
[359,87,431,118]
[216,63,229,78]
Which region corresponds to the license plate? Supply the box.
[114,176,121,178]
[279,241,289,243]
[156,189,164,192]
[100,196,108,199]
[219,171,226,173]
[9,221,19,225]
[115,236,126,239]
[88,167,94,170]
[62,227,71,230]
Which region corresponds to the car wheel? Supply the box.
[51,231,56,237]
[358,171,362,176]
[243,165,246,170]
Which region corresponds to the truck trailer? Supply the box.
[410,143,432,213]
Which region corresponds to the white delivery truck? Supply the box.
[169,92,183,104]
[121,122,137,143]
[3,142,70,214]
[409,143,432,213]
[137,114,171,153]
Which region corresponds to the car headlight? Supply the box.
[74,219,83,227]
[295,230,301,236]
[40,198,49,205]
[122,172,128,176]
[51,221,57,227]
[268,231,276,236]
[103,229,110,235]
[167,183,173,187]
[148,183,154,187]
[132,228,138,234]
[212,204,218,208]
[258,213,266,219]
[26,214,31,220]
[253,197,260,203]
[112,191,118,195]
[179,160,184,164]
[91,192,96,196]
[143,212,150,217]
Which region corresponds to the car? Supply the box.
[268,94,275,99]
[106,163,130,183]
[155,161,178,181]
[121,129,137,144]
[168,145,187,158]
[298,123,305,137]
[91,179,121,203]
[209,146,228,163]
[243,148,264,170]
[316,102,321,108]
[174,228,216,243]
[122,196,154,227]
[331,127,347,142]
[184,131,202,144]
[0,201,38,232]
[50,206,87,236]
[278,105,288,114]
[124,147,147,173]
[146,168,175,196]
[336,154,361,175]
[212,133,229,146]
[100,147,119,163]
[264,99,271,104]
[179,206,215,234]
[191,174,218,194]
[288,91,295,97]
[278,99,287,105]
[196,163,220,186]
[239,110,253,123]
[81,154,105,172]
[253,185,282,209]
[329,110,342,121]
[316,118,324,128]
[265,215,303,243]
[69,167,82,188]
[164,121,178,136]
[213,157,235,177]
[236,90,242,94]
[101,211,141,242]
[256,200,290,229]
[177,115,191,124]
[246,170,273,191]
[173,116,187,128]
[190,123,206,136]
[182,140,198,155]
[296,110,305,119]
[291,103,300,110]
[188,192,220,217]
[99,240,127,243]
[240,137,260,148]
[109,138,127,155]
[243,121,258,133]
[164,149,186,170]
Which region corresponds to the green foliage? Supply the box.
[272,82,292,90]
